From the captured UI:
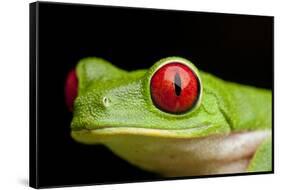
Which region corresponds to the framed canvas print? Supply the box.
[29,1,274,188]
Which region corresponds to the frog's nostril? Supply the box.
[102,96,111,107]
[65,69,78,112]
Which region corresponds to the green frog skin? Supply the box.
[66,57,272,177]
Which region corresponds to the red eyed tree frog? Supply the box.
[65,57,272,177]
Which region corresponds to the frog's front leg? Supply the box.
[247,137,272,172]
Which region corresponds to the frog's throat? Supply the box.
[71,128,271,176]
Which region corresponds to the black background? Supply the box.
[34,2,273,187]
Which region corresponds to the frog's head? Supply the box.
[66,57,231,144]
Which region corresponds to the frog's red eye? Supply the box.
[150,62,200,114]
[65,69,78,112]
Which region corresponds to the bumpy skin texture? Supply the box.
[70,57,272,176]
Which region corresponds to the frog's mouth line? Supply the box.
[71,125,270,144]
[72,125,215,140]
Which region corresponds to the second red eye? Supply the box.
[65,69,78,112]
[150,62,200,114]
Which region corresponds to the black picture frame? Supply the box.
[30,1,274,188]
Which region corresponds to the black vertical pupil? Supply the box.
[174,73,182,96]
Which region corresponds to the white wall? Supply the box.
[0,0,279,189]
